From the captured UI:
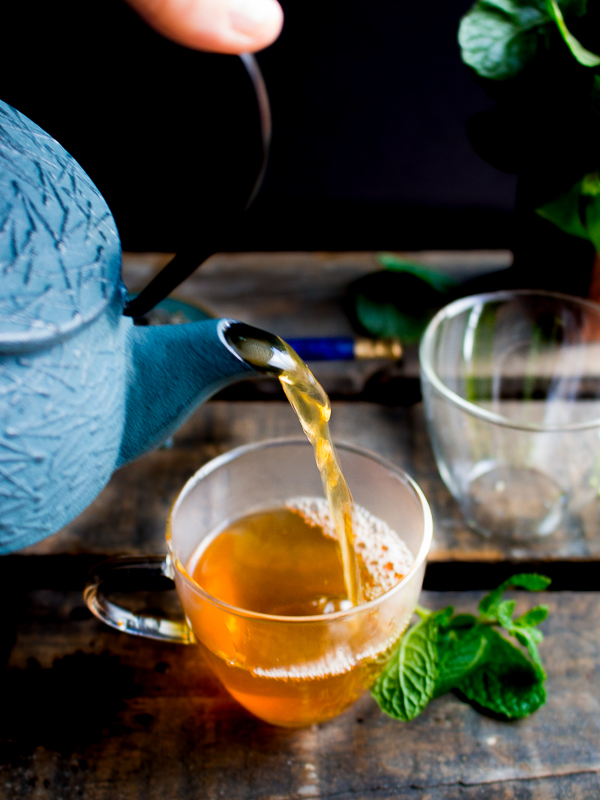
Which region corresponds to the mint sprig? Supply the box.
[370,608,442,722]
[371,573,551,722]
[455,628,547,719]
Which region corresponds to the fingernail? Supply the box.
[229,0,280,35]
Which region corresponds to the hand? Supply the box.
[125,0,283,54]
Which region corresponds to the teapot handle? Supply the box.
[124,54,271,320]
[84,555,194,645]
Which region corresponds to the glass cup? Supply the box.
[420,289,600,542]
[85,439,432,727]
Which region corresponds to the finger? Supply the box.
[126,0,284,54]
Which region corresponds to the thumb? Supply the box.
[125,0,284,54]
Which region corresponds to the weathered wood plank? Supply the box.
[121,250,511,340]
[21,402,600,563]
[1,590,598,800]
[121,249,512,389]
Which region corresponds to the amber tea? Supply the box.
[186,498,414,726]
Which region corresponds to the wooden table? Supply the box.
[1,252,599,799]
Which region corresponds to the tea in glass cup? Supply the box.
[85,439,432,727]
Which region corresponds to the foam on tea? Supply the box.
[286,497,414,602]
[224,323,362,605]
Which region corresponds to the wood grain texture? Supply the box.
[21,402,600,562]
[1,590,598,800]
[121,250,512,388]
[121,250,511,338]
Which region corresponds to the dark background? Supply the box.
[0,0,594,292]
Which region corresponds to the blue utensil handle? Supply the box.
[286,337,402,361]
[286,337,355,361]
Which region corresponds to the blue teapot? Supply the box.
[0,99,266,554]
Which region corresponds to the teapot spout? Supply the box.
[118,318,258,466]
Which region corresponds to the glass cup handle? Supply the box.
[84,555,195,644]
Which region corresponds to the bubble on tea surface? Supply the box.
[285,497,414,601]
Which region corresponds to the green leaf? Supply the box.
[512,626,546,677]
[478,578,549,678]
[376,253,458,293]
[434,625,490,697]
[537,179,589,240]
[415,604,433,620]
[536,169,600,257]
[433,606,455,628]
[514,605,549,627]
[354,294,427,343]
[347,264,452,344]
[459,0,591,80]
[497,599,517,629]
[545,0,600,65]
[373,577,550,723]
[459,0,549,80]
[479,573,551,621]
[371,609,448,721]
[583,192,600,253]
[501,573,552,592]
[456,628,546,718]
[581,172,600,196]
[496,602,549,675]
[479,585,506,619]
[529,627,545,643]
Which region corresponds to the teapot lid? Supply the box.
[0,101,121,353]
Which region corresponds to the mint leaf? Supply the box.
[496,599,517,629]
[434,624,490,698]
[459,0,547,81]
[545,0,600,65]
[372,575,550,723]
[479,573,551,621]
[485,589,549,678]
[347,264,451,344]
[512,626,546,678]
[506,574,552,591]
[376,254,458,293]
[537,179,590,240]
[514,605,549,627]
[371,609,448,721]
[456,628,546,718]
[537,173,600,256]
[459,0,590,80]
[430,605,454,627]
[584,191,600,254]
[354,294,428,343]
[479,588,503,619]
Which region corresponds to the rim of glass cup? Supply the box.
[166,437,433,624]
[420,288,600,433]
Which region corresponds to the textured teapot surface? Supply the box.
[0,100,131,552]
[0,100,256,554]
[0,100,122,352]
